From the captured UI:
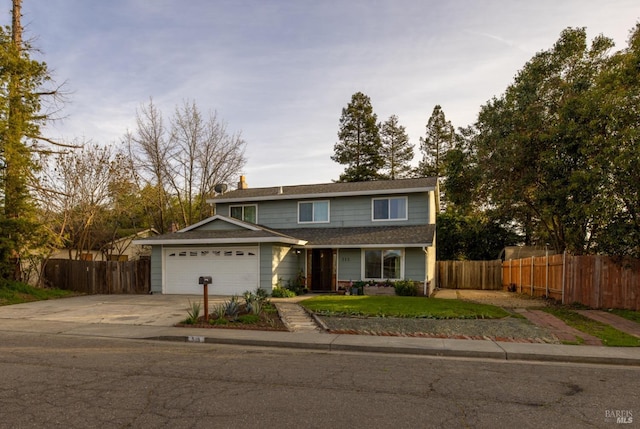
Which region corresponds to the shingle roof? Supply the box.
[135,224,435,248]
[209,177,438,203]
[133,228,305,245]
[277,225,435,247]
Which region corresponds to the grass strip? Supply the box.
[542,307,640,347]
[0,281,76,306]
[300,295,510,319]
[609,309,640,324]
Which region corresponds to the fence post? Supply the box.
[482,260,485,290]
[519,258,522,293]
[530,257,534,297]
[562,251,566,304]
[545,247,549,298]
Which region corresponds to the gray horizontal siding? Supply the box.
[216,192,431,229]
[150,246,163,294]
[337,249,361,281]
[405,247,427,282]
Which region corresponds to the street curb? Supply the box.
[141,334,640,366]
[147,335,334,351]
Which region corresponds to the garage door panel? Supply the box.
[164,247,258,295]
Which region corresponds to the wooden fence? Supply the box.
[503,254,640,311]
[437,260,503,290]
[43,259,150,294]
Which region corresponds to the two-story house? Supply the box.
[135,176,438,296]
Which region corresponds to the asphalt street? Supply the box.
[0,331,638,428]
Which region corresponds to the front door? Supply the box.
[310,249,333,291]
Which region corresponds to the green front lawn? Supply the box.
[300,295,511,319]
[0,281,76,306]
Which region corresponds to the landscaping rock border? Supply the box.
[315,315,561,344]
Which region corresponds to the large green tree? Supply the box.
[332,92,383,182]
[436,209,521,260]
[474,27,615,255]
[380,114,413,179]
[438,126,522,260]
[589,24,640,257]
[441,126,480,211]
[0,0,61,279]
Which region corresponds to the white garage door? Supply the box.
[164,247,259,295]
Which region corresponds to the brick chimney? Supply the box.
[238,175,248,190]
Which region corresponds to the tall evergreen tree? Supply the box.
[332,92,383,182]
[416,105,454,177]
[380,115,414,179]
[0,0,61,279]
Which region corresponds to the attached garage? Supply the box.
[163,246,259,295]
[133,215,307,294]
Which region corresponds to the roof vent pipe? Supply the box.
[278,186,283,194]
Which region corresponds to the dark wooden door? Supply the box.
[311,249,333,291]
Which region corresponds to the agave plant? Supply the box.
[213,303,226,320]
[184,300,201,324]
[250,299,263,316]
[243,291,255,314]
[224,296,240,321]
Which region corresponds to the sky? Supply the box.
[8,0,640,187]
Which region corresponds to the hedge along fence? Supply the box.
[43,259,150,294]
[437,260,503,290]
[503,254,640,311]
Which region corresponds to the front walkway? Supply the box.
[434,289,640,345]
[515,309,602,345]
[275,302,323,333]
[576,310,640,339]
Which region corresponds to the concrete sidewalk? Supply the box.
[0,295,639,366]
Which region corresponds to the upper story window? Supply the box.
[372,197,407,221]
[230,205,257,223]
[298,200,330,223]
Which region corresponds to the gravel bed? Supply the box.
[316,315,560,343]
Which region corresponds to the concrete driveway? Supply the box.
[0,294,231,327]
[0,290,544,329]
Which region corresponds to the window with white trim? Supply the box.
[372,197,407,221]
[298,200,330,223]
[230,205,257,223]
[364,249,402,280]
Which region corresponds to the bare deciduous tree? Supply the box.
[128,99,246,230]
[38,142,130,259]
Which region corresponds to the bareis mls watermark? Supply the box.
[605,410,633,424]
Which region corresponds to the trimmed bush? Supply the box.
[271,286,296,298]
[394,280,418,296]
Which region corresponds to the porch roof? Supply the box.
[133,228,306,246]
[277,224,435,248]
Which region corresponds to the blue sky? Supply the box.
[11,0,640,187]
